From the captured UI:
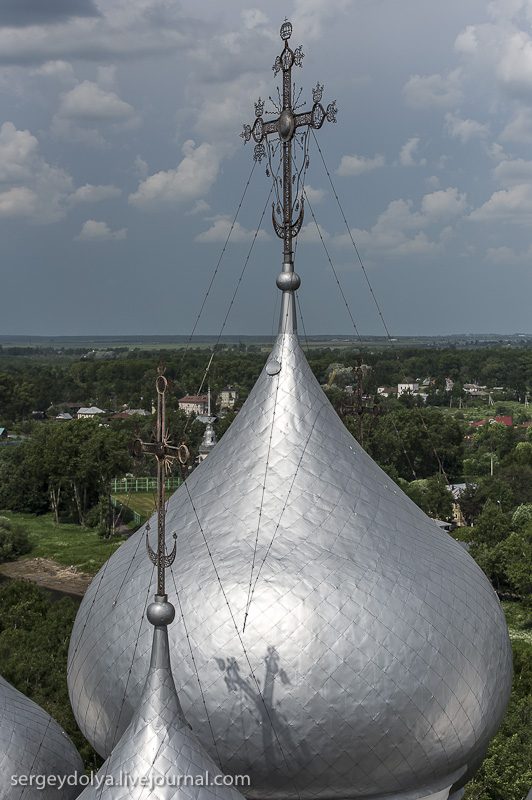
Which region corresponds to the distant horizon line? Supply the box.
[1,333,532,341]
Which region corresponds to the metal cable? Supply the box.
[247,402,328,611]
[183,180,276,438]
[303,187,362,342]
[311,130,393,340]
[311,137,451,483]
[180,478,301,799]
[416,410,449,483]
[243,301,291,632]
[19,717,52,800]
[295,292,310,353]
[169,564,223,769]
[390,416,417,480]
[180,160,257,357]
[95,565,155,800]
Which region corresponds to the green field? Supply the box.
[0,511,125,574]
[112,492,158,520]
[441,399,532,421]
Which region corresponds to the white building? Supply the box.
[77,406,105,419]
[219,386,238,410]
[397,379,419,396]
[178,394,208,416]
[377,386,397,398]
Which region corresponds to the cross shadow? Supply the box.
[216,646,312,771]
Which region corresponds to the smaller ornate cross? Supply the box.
[240,20,337,265]
[134,369,189,597]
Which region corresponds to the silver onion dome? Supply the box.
[69,23,510,796]
[0,674,83,800]
[68,323,512,800]
[76,596,245,800]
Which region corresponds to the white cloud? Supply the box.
[493,157,532,185]
[292,0,351,41]
[337,153,385,177]
[195,215,268,243]
[31,60,76,83]
[76,219,126,241]
[298,221,330,244]
[333,187,467,258]
[485,244,532,263]
[496,30,532,101]
[58,80,134,121]
[455,14,532,107]
[304,185,325,204]
[0,187,37,218]
[0,121,72,222]
[469,183,532,223]
[187,199,210,216]
[133,155,149,178]
[445,112,489,142]
[420,187,467,222]
[486,141,508,162]
[129,140,220,210]
[241,9,268,30]
[403,69,462,109]
[500,107,532,142]
[455,24,479,56]
[0,2,188,66]
[399,137,426,167]
[52,78,137,146]
[69,184,121,204]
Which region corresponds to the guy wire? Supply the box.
[181,160,257,356]
[311,130,392,340]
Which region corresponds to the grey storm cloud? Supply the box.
[0,0,100,27]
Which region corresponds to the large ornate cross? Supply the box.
[240,20,337,265]
[134,370,189,597]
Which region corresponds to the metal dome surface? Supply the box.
[76,613,245,800]
[0,674,83,800]
[68,329,512,800]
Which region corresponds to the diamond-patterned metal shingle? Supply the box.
[0,675,84,800]
[68,332,512,800]
[76,625,245,800]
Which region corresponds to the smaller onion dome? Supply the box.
[0,675,83,800]
[76,596,246,800]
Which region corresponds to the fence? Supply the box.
[110,495,143,527]
[110,476,182,494]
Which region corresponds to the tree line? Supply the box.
[1,344,532,424]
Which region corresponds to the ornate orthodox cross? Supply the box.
[134,370,189,597]
[240,20,337,266]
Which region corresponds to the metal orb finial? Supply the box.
[280,20,292,40]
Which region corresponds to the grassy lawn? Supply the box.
[0,510,125,575]
[112,491,178,522]
[112,492,157,520]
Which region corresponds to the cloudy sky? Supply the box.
[1,0,532,336]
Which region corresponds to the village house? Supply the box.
[178,394,209,416]
[463,383,488,397]
[377,386,397,398]
[397,378,419,396]
[468,415,513,429]
[218,386,239,410]
[77,406,105,420]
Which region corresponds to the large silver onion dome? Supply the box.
[76,600,245,800]
[0,674,83,800]
[68,323,512,800]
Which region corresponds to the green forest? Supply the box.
[0,342,530,798]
